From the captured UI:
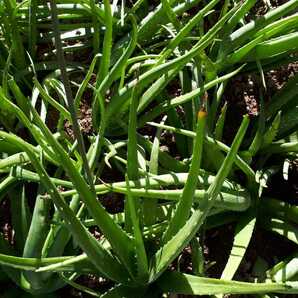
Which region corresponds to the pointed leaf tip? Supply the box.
[198,109,207,119]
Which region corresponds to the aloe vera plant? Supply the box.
[0,0,298,297]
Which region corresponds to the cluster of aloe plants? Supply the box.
[0,0,298,297]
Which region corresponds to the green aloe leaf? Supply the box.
[162,108,207,243]
[139,65,245,126]
[219,212,256,284]
[125,83,148,281]
[0,253,96,273]
[157,271,298,295]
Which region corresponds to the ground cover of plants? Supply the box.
[0,0,298,297]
